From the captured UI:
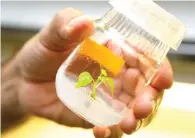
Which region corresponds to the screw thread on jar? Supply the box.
[99,8,170,64]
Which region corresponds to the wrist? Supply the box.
[2,58,28,132]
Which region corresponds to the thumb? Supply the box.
[40,8,94,52]
[17,8,94,81]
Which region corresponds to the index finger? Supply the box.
[151,57,173,90]
[108,40,173,91]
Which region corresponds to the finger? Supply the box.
[122,39,172,90]
[122,45,138,68]
[23,82,94,128]
[151,58,173,90]
[39,100,94,129]
[119,110,137,134]
[93,126,111,138]
[106,40,123,57]
[122,68,140,96]
[133,86,158,119]
[134,75,146,96]
[109,125,123,138]
[57,106,94,129]
[105,39,138,69]
[118,91,133,106]
[138,53,157,81]
[93,125,123,138]
[40,8,94,52]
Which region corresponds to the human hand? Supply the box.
[10,8,172,137]
[12,8,95,128]
[93,57,173,138]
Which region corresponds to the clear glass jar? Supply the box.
[55,0,186,126]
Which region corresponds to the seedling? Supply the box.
[75,68,114,100]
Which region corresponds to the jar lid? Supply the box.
[109,0,186,50]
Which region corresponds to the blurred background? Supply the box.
[1,0,195,138]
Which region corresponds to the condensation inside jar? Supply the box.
[55,0,186,127]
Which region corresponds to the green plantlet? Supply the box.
[75,72,93,88]
[75,68,115,100]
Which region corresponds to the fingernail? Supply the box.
[62,26,73,41]
[65,26,74,35]
[104,129,111,138]
[65,16,94,42]
[143,93,157,114]
[135,119,142,131]
[151,100,156,113]
[67,15,94,28]
[64,25,85,44]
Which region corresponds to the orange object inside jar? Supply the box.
[78,38,125,76]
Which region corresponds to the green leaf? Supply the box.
[106,77,115,96]
[101,69,107,76]
[75,72,93,88]
[102,77,115,96]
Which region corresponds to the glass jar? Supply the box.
[55,0,186,126]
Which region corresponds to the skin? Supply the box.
[2,8,173,138]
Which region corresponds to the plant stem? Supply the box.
[96,81,102,88]
[91,81,97,99]
[90,74,102,99]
